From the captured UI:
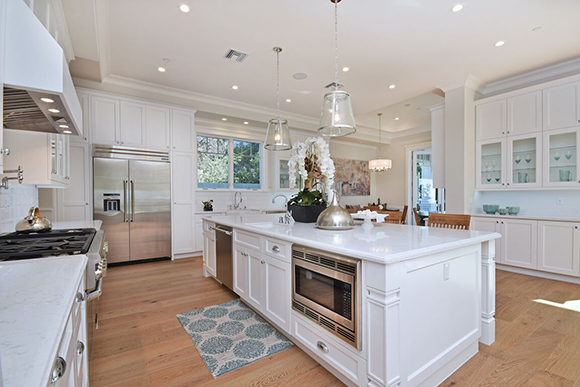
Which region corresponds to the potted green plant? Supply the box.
[202,200,213,212]
[287,137,335,223]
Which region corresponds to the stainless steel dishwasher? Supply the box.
[213,225,233,290]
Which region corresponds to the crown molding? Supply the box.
[437,74,486,94]
[482,57,580,96]
[429,102,445,112]
[49,0,75,63]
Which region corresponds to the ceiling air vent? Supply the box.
[325,82,344,90]
[224,49,248,62]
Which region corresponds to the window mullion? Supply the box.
[229,138,234,189]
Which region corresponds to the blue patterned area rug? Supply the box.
[177,298,294,378]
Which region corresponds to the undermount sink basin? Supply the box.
[246,221,289,229]
[225,209,262,215]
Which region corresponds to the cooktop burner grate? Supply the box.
[0,228,96,260]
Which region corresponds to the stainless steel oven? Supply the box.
[292,245,361,349]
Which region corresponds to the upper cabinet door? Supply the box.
[543,81,580,131]
[119,101,146,147]
[476,139,506,189]
[172,110,196,152]
[146,106,171,151]
[476,99,506,141]
[507,91,542,136]
[90,96,120,145]
[507,133,542,189]
[542,126,580,187]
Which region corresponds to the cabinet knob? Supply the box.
[77,341,85,356]
[75,292,85,303]
[507,183,510,186]
[121,141,124,145]
[50,357,67,384]
[316,341,329,353]
[271,246,280,253]
[260,260,265,264]
[86,203,89,205]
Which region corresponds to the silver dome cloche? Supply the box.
[316,190,354,230]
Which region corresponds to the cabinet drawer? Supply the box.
[292,314,366,386]
[72,280,85,324]
[263,237,291,262]
[234,230,262,251]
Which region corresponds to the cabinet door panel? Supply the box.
[543,82,580,131]
[542,127,580,187]
[203,232,216,276]
[264,256,291,333]
[507,91,542,135]
[471,217,502,263]
[172,110,196,152]
[91,96,119,145]
[507,133,542,188]
[120,101,146,147]
[538,221,580,277]
[248,252,264,309]
[233,246,249,299]
[476,139,506,189]
[476,100,506,141]
[147,106,171,151]
[57,143,91,222]
[501,219,537,269]
[173,203,195,254]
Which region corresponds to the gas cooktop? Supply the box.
[0,228,97,261]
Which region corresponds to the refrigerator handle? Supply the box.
[123,180,129,223]
[130,180,135,222]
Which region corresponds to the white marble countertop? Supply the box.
[0,255,88,387]
[203,214,500,264]
[51,219,103,230]
[471,213,580,223]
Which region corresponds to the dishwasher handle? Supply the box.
[210,226,233,236]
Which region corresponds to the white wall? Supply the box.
[0,185,39,233]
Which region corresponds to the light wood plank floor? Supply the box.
[90,257,580,387]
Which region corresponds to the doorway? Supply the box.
[405,143,434,225]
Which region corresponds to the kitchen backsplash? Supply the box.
[196,191,293,212]
[472,190,580,218]
[0,185,39,233]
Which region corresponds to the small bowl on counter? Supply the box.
[482,204,499,214]
[497,208,508,215]
[507,206,520,215]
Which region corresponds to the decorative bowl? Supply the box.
[497,208,508,215]
[483,204,499,214]
[507,206,520,215]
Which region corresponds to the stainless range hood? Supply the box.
[2,0,82,136]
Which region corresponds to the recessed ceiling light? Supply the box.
[179,4,190,13]
[342,67,350,72]
[232,85,239,90]
[293,73,308,80]
[59,124,69,129]
[222,118,227,121]
[389,84,396,89]
[243,122,249,125]
[494,40,505,47]
[286,99,292,103]
[40,98,54,103]
[157,67,166,72]
[451,4,464,12]
[63,130,72,134]
[48,108,60,113]
[395,117,400,120]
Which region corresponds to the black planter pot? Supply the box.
[288,205,327,223]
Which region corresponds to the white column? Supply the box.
[480,239,496,345]
[430,103,445,188]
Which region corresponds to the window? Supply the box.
[279,159,303,190]
[197,136,229,188]
[197,135,262,190]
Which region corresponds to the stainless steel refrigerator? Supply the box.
[93,145,171,263]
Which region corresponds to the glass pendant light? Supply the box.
[318,0,356,137]
[369,113,392,172]
[264,47,292,151]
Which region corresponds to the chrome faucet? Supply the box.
[279,209,294,225]
[234,191,243,210]
[272,194,288,206]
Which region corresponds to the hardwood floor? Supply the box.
[90,257,580,387]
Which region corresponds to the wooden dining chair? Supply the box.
[379,211,404,224]
[413,208,421,226]
[401,205,409,224]
[427,213,471,230]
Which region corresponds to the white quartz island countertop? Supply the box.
[202,214,501,264]
[0,255,88,387]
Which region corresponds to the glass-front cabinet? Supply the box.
[476,139,506,189]
[277,158,302,191]
[543,127,580,187]
[507,133,542,188]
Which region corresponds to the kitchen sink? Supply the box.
[225,209,263,215]
[246,221,290,229]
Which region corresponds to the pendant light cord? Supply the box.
[378,113,382,157]
[276,48,281,122]
[334,0,339,89]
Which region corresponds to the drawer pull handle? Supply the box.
[50,357,67,384]
[77,341,85,355]
[75,292,84,303]
[272,245,280,253]
[261,260,265,264]
[317,341,329,353]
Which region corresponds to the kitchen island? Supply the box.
[201,214,500,387]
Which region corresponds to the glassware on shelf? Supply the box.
[559,170,572,182]
[492,161,496,169]
[554,151,561,161]
[486,175,491,183]
[518,172,529,183]
[525,154,532,163]
[484,162,489,170]
[565,151,573,160]
[515,155,521,164]
[495,175,500,183]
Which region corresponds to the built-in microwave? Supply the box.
[292,245,361,349]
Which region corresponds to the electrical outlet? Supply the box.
[557,197,564,205]
[443,262,450,281]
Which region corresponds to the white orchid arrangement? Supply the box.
[288,137,335,202]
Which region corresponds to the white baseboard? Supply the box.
[497,265,580,284]
[173,251,202,260]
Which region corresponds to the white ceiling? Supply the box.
[67,0,580,131]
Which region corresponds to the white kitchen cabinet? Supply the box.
[476,99,506,141]
[233,245,249,299]
[247,250,264,310]
[203,230,216,277]
[172,110,196,152]
[171,151,196,257]
[507,91,542,136]
[543,81,580,131]
[507,132,543,188]
[542,126,580,187]
[263,255,291,333]
[476,139,506,189]
[500,218,537,269]
[471,217,502,263]
[72,92,90,143]
[146,106,171,151]
[56,142,91,222]
[538,221,580,277]
[119,101,146,147]
[90,96,119,146]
